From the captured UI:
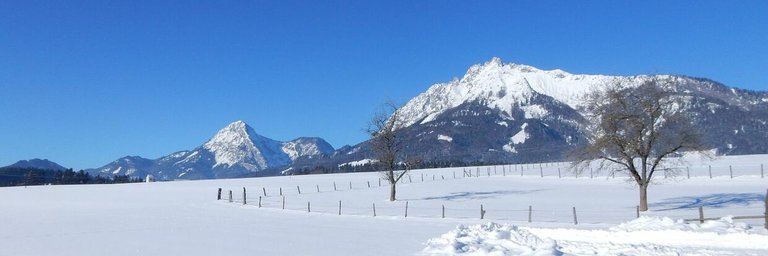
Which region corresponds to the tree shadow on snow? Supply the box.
[413,189,549,201]
[650,193,766,211]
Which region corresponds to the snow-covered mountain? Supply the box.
[311,58,768,168]
[3,159,67,170]
[90,58,768,177]
[89,121,335,180]
[399,57,684,127]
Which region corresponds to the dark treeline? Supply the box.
[0,167,143,187]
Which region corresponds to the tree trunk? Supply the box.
[389,183,396,201]
[639,185,648,211]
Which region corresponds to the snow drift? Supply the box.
[423,217,768,255]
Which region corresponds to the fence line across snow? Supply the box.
[217,187,768,227]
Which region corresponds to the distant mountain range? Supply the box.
[86,121,334,180]
[9,58,768,180]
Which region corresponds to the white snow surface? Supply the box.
[1,154,767,255]
[423,223,559,256]
[397,57,689,127]
[425,218,768,256]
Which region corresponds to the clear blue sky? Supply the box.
[1,0,766,170]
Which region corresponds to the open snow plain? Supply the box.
[1,155,767,255]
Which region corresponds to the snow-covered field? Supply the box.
[1,155,767,255]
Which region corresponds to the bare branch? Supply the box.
[571,79,707,211]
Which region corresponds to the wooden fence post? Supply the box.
[442,205,445,218]
[405,201,409,218]
[764,189,767,229]
[282,196,285,210]
[421,173,424,182]
[480,204,486,219]
[636,205,640,218]
[487,167,490,177]
[453,172,456,179]
[217,188,222,200]
[709,165,712,179]
[317,184,320,192]
[557,168,561,179]
[698,206,704,224]
[379,179,381,187]
[258,196,262,208]
[297,186,301,194]
[367,181,371,188]
[573,207,578,225]
[528,205,532,223]
[279,187,282,196]
[243,187,247,205]
[334,182,337,191]
[442,175,444,180]
[338,200,342,215]
[730,165,733,179]
[432,175,435,181]
[373,203,377,217]
[590,168,593,179]
[228,190,233,203]
[307,201,311,212]
[263,187,267,197]
[540,166,543,178]
[349,181,352,190]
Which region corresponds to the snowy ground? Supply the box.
[1,154,766,255]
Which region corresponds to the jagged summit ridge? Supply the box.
[203,120,285,169]
[397,57,666,127]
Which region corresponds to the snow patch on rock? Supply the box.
[338,159,379,168]
[511,123,529,144]
[438,134,453,142]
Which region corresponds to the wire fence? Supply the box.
[214,160,767,227]
[216,182,768,227]
[218,188,767,227]
[213,161,767,201]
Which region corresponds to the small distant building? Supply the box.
[145,174,155,183]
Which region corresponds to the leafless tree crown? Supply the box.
[572,79,708,210]
[367,102,410,201]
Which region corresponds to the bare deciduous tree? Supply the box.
[572,80,708,211]
[367,102,409,201]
